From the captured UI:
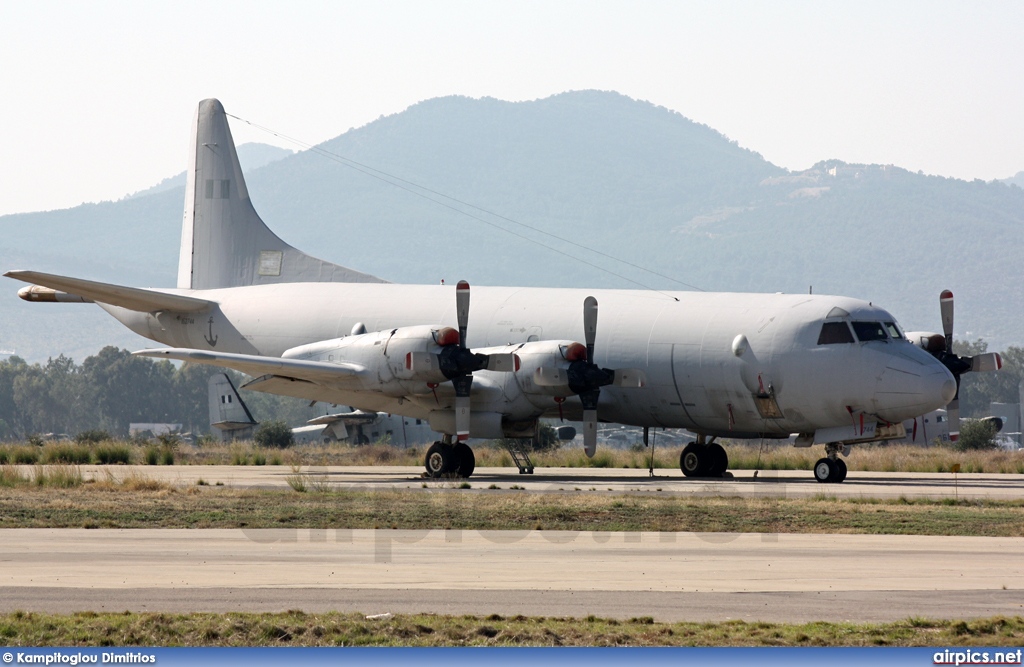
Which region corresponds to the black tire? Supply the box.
[680,442,705,477]
[454,442,475,478]
[833,458,847,483]
[813,457,835,483]
[707,443,728,477]
[425,442,454,478]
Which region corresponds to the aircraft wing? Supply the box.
[6,270,214,313]
[134,348,365,385]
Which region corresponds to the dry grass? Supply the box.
[0,465,171,492]
[2,440,1022,473]
[0,610,1021,646]
[0,485,1023,536]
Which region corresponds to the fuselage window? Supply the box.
[817,321,855,344]
[884,322,904,339]
[852,321,888,342]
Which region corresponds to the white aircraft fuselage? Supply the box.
[101,281,955,438]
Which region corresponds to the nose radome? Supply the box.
[939,376,956,404]
[874,347,957,422]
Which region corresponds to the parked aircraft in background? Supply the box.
[6,99,998,482]
[902,409,1020,450]
[902,409,950,445]
[208,372,437,445]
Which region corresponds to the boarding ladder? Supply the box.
[504,438,535,474]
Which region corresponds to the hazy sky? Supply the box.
[1,1,1021,217]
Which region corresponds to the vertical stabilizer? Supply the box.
[208,372,257,441]
[178,99,385,289]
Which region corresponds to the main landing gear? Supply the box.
[424,436,476,478]
[813,443,847,483]
[679,436,729,478]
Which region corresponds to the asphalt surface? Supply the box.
[1,528,1022,622]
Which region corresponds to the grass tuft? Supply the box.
[41,443,92,465]
[33,464,83,488]
[94,444,132,465]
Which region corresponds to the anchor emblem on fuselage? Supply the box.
[204,316,218,347]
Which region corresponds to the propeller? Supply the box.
[536,296,646,457]
[931,289,1002,441]
[435,281,516,441]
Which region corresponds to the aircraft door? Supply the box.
[671,343,715,428]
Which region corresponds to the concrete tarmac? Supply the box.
[1,529,1022,622]
[63,464,1024,500]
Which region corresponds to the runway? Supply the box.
[1,528,1022,622]
[65,464,1024,500]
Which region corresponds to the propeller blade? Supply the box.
[940,290,954,353]
[456,280,470,349]
[611,369,647,388]
[533,367,568,387]
[485,353,519,372]
[583,296,598,363]
[947,397,960,442]
[583,409,598,457]
[971,352,1003,373]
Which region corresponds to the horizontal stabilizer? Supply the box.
[211,420,258,431]
[135,347,364,386]
[307,410,379,426]
[6,270,214,313]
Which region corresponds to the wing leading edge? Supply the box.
[134,348,364,386]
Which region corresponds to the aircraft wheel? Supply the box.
[813,457,836,483]
[833,458,847,483]
[453,442,475,478]
[680,442,706,477]
[707,443,728,477]
[425,442,455,478]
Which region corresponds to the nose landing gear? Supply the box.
[813,443,847,483]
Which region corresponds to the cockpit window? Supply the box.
[884,322,904,340]
[852,321,888,342]
[817,321,855,344]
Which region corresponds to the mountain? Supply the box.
[1002,171,1024,189]
[2,90,1023,362]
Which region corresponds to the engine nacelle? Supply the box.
[905,331,945,353]
[282,325,457,396]
[510,339,586,400]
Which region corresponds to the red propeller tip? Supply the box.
[456,280,470,291]
[940,290,953,300]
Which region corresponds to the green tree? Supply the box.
[254,420,294,449]
[956,419,998,451]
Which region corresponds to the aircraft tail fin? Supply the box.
[178,99,385,290]
[208,372,257,440]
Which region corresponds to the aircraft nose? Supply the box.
[873,345,956,422]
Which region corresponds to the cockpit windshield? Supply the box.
[817,321,855,344]
[851,321,888,342]
[884,322,904,340]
